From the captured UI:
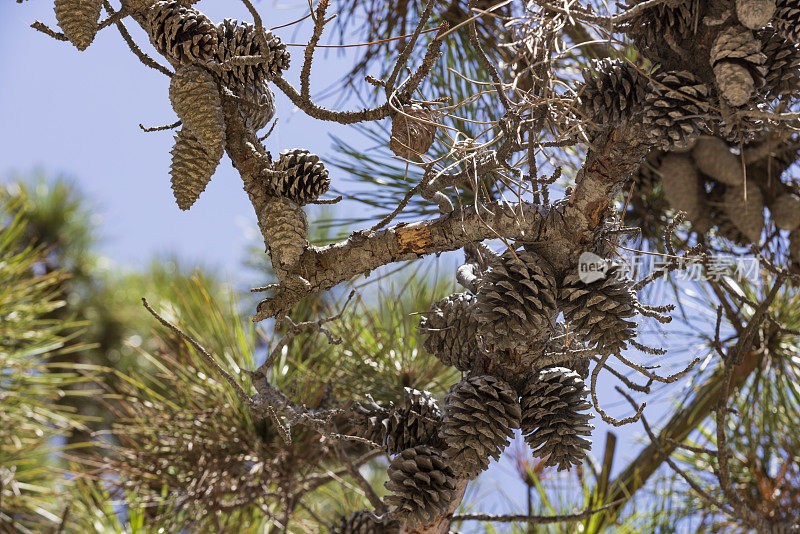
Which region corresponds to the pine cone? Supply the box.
[577,59,649,127]
[384,446,458,527]
[721,181,765,243]
[658,153,705,221]
[54,0,102,51]
[389,105,437,162]
[169,128,222,210]
[737,0,777,29]
[775,0,800,43]
[520,367,593,471]
[169,64,226,158]
[214,19,290,87]
[147,1,218,64]
[272,149,331,205]
[760,28,800,99]
[691,136,742,185]
[559,262,638,355]
[476,248,557,352]
[710,26,767,107]
[349,388,442,454]
[622,0,698,46]
[262,196,308,272]
[440,375,521,479]
[331,510,400,534]
[418,293,480,372]
[769,193,800,231]
[231,81,275,131]
[643,70,710,150]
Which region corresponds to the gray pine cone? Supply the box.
[384,446,458,528]
[262,196,308,272]
[760,28,800,99]
[769,193,800,231]
[418,293,480,372]
[214,19,290,87]
[349,388,442,454]
[170,128,221,210]
[736,0,777,29]
[232,81,275,131]
[775,0,800,43]
[389,105,437,162]
[643,71,710,150]
[577,59,649,127]
[169,64,226,159]
[331,510,400,534]
[272,149,331,205]
[520,367,593,471]
[559,263,638,355]
[710,26,767,107]
[441,375,521,479]
[658,153,704,222]
[476,248,557,352]
[721,181,765,244]
[54,0,102,51]
[691,136,742,186]
[147,1,218,64]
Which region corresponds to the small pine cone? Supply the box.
[559,263,638,355]
[775,0,800,43]
[769,193,800,230]
[262,196,308,271]
[54,0,102,51]
[418,293,480,372]
[760,29,800,98]
[272,149,331,205]
[349,388,443,455]
[520,367,593,471]
[441,376,521,479]
[710,26,767,107]
[170,128,222,210]
[577,59,649,127]
[169,64,226,158]
[476,248,557,352]
[691,136,742,185]
[147,1,218,64]
[737,0,777,28]
[643,71,710,150]
[233,81,275,131]
[331,510,400,534]
[384,446,458,527]
[658,153,704,221]
[214,19,291,87]
[722,181,765,243]
[389,106,437,162]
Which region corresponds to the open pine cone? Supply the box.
[147,1,218,64]
[331,510,400,534]
[418,293,480,372]
[214,18,290,87]
[272,149,331,205]
[577,59,649,128]
[643,70,710,150]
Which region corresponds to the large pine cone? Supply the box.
[775,0,800,43]
[54,0,102,51]
[476,248,557,352]
[559,263,638,355]
[520,367,593,471]
[710,26,766,107]
[262,196,308,272]
[418,293,480,372]
[349,388,442,454]
[169,64,226,158]
[170,128,222,210]
[272,149,331,205]
[331,510,400,534]
[577,59,649,127]
[389,105,437,162]
[643,70,710,150]
[441,375,521,479]
[384,446,458,527]
[760,28,800,99]
[147,1,218,64]
[214,19,290,87]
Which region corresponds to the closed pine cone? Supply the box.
[272,149,331,205]
[710,26,767,107]
[577,59,649,127]
[759,28,800,99]
[418,293,480,372]
[441,375,521,479]
[262,196,308,272]
[169,64,226,159]
[331,510,400,534]
[349,388,442,454]
[658,153,705,222]
[54,0,102,51]
[147,1,218,64]
[691,136,742,185]
[721,181,765,244]
[389,105,437,162]
[384,446,458,528]
[769,193,800,231]
[559,262,638,355]
[643,70,710,150]
[476,248,557,352]
[520,367,593,471]
[214,19,290,87]
[169,128,222,210]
